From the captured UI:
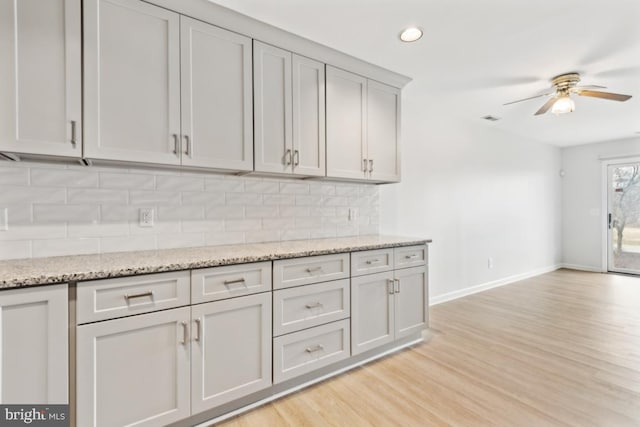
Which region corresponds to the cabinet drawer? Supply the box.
[273,253,349,289]
[191,262,271,304]
[394,245,428,269]
[273,279,350,336]
[273,319,350,384]
[77,271,190,324]
[351,248,394,276]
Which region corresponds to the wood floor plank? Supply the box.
[215,269,640,426]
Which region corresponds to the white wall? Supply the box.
[561,136,640,271]
[380,80,563,300]
[0,162,378,260]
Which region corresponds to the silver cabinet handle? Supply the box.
[180,321,188,345]
[363,158,368,172]
[284,149,292,166]
[184,135,191,156]
[305,302,323,309]
[124,290,154,301]
[306,266,323,274]
[293,150,300,166]
[394,278,400,294]
[305,344,324,353]
[366,259,380,265]
[369,159,374,174]
[387,279,395,295]
[405,254,419,259]
[70,120,77,148]
[194,318,201,342]
[224,278,246,286]
[172,134,180,157]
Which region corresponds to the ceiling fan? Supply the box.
[504,72,632,116]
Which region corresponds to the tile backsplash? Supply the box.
[0,162,379,260]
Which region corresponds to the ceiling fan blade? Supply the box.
[534,97,557,116]
[571,85,607,91]
[576,89,632,101]
[503,92,553,106]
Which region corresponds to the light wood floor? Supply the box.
[216,269,640,426]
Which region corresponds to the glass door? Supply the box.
[608,163,640,274]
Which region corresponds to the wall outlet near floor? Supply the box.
[0,208,7,231]
[348,208,358,221]
[487,257,494,269]
[139,208,154,227]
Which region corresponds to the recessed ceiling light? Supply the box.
[399,27,423,42]
[481,115,501,122]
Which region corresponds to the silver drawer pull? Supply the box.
[124,290,154,300]
[306,266,323,274]
[405,254,419,259]
[387,279,395,295]
[394,278,401,294]
[366,259,380,265]
[305,302,324,309]
[305,344,324,353]
[180,321,188,345]
[224,278,246,285]
[194,318,201,342]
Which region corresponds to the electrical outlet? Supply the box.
[0,208,7,231]
[139,208,154,227]
[348,208,358,221]
[488,257,494,269]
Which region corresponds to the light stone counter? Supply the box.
[0,235,430,288]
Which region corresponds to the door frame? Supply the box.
[601,156,640,274]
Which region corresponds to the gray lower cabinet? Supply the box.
[76,306,192,427]
[191,292,272,412]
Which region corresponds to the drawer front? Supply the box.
[273,279,350,336]
[77,271,190,324]
[394,245,428,269]
[273,319,350,384]
[191,261,272,304]
[273,253,350,289]
[351,248,394,276]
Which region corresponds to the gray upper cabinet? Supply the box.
[0,0,81,158]
[84,0,253,171]
[180,16,253,171]
[84,0,182,165]
[254,41,325,177]
[326,66,401,183]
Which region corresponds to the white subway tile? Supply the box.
[245,205,279,218]
[100,235,157,253]
[263,194,294,205]
[225,218,261,232]
[205,177,243,193]
[99,172,155,189]
[359,224,379,235]
[244,179,279,194]
[226,193,262,205]
[205,231,244,246]
[295,195,323,206]
[206,205,244,220]
[0,185,65,204]
[323,196,349,206]
[245,230,280,243]
[0,224,67,241]
[280,229,310,241]
[323,216,348,226]
[68,188,128,204]
[33,204,100,223]
[31,168,99,188]
[156,175,204,192]
[130,190,181,205]
[0,240,31,260]
[0,167,29,185]
[68,223,129,238]
[157,232,205,250]
[101,205,139,222]
[157,206,204,221]
[3,204,32,225]
[335,184,360,196]
[310,229,337,239]
[336,225,359,236]
[32,238,100,258]
[309,183,336,195]
[129,221,180,236]
[182,191,224,205]
[295,217,323,229]
[181,219,224,233]
[280,182,309,194]
[316,207,336,217]
[279,206,310,218]
[261,218,290,230]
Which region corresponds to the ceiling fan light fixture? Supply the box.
[551,95,575,115]
[399,27,423,42]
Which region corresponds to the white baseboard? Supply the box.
[429,264,562,306]
[560,263,604,273]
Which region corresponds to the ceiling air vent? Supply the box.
[481,115,501,122]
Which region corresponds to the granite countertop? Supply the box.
[0,235,430,289]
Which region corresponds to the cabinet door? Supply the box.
[253,41,293,174]
[0,284,68,404]
[180,16,253,171]
[84,0,181,165]
[292,55,325,177]
[191,292,271,412]
[367,80,401,182]
[351,271,394,355]
[77,307,191,427]
[394,266,428,339]
[326,66,367,180]
[0,0,81,157]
